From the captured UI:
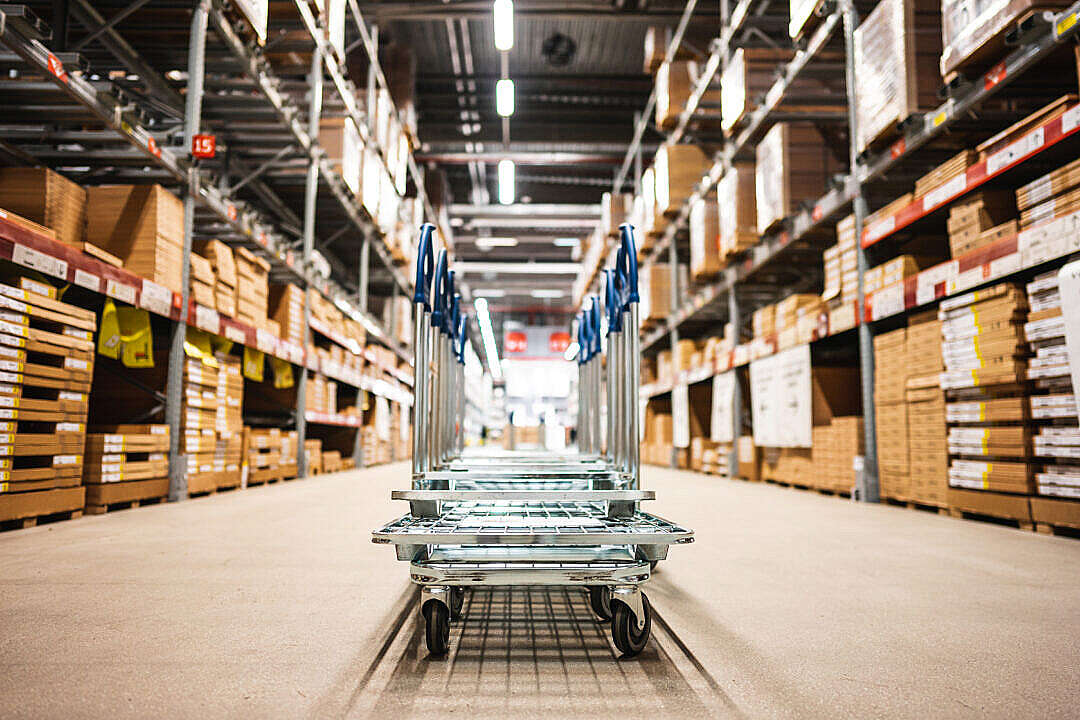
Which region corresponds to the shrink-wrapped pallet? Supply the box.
[853,0,942,152]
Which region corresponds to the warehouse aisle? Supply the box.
[1,464,1078,719]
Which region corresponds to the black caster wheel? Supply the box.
[449,587,465,621]
[587,586,612,620]
[650,560,658,572]
[423,601,450,656]
[611,594,652,657]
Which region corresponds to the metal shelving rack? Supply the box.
[576,0,1080,498]
[0,1,439,495]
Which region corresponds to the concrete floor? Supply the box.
[1,463,1079,719]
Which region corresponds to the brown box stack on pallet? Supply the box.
[811,417,865,494]
[755,123,843,233]
[947,190,1016,258]
[914,150,977,200]
[212,354,243,490]
[1022,271,1080,532]
[752,304,776,340]
[243,427,298,485]
[941,283,1033,521]
[601,192,631,237]
[83,425,169,513]
[305,438,323,474]
[279,430,298,478]
[196,240,237,318]
[1017,155,1080,230]
[189,255,216,309]
[235,248,270,329]
[653,145,710,217]
[852,0,942,153]
[269,283,305,347]
[305,372,333,414]
[639,263,687,324]
[824,215,860,333]
[322,451,343,473]
[84,185,184,294]
[717,162,757,263]
[0,167,86,248]
[905,311,948,506]
[655,61,722,130]
[941,0,1073,78]
[775,293,823,349]
[864,255,929,295]
[689,196,720,282]
[762,447,813,485]
[0,278,95,527]
[180,355,220,495]
[874,326,910,500]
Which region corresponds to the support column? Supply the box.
[727,287,742,478]
[166,0,209,502]
[388,283,399,462]
[667,234,680,469]
[842,0,879,502]
[297,41,325,479]
[353,236,370,469]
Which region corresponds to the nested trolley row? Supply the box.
[372,223,693,656]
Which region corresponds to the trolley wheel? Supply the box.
[650,560,658,572]
[423,601,450,656]
[611,594,652,657]
[588,586,612,620]
[449,587,465,621]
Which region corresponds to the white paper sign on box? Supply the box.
[710,371,737,443]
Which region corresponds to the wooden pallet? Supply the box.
[765,477,852,498]
[947,506,1034,532]
[883,497,951,515]
[85,495,166,515]
[85,477,168,515]
[0,486,85,531]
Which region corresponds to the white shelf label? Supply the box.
[922,173,967,212]
[870,282,905,320]
[12,244,67,279]
[106,279,136,305]
[1063,104,1080,135]
[194,304,219,333]
[73,268,100,292]
[864,215,895,244]
[138,280,173,316]
[256,328,277,353]
[986,127,1044,176]
[710,371,736,443]
[224,325,246,345]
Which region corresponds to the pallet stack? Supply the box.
[180,354,221,495]
[0,278,95,527]
[941,283,1033,523]
[755,123,843,233]
[0,167,86,248]
[269,283,305,348]
[189,254,216,309]
[83,425,169,514]
[823,215,860,332]
[305,438,323,474]
[235,248,270,328]
[212,355,243,491]
[874,326,910,500]
[244,428,283,486]
[197,240,238,318]
[811,417,864,494]
[905,311,948,507]
[717,162,757,263]
[1023,271,1080,532]
[947,190,1015,258]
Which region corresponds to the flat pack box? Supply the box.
[84,185,184,294]
[0,167,86,248]
[269,283,305,344]
[718,162,758,259]
[755,123,842,234]
[689,196,720,280]
[853,0,942,152]
[946,487,1031,522]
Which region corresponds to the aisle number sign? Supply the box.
[710,371,737,443]
[748,344,812,448]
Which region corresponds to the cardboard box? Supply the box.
[0,167,86,248]
[654,144,710,217]
[755,123,842,233]
[689,196,720,280]
[718,162,758,260]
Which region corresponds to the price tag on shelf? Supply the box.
[138,280,172,316]
[72,269,101,292]
[986,127,1044,176]
[11,244,67,280]
[105,279,136,305]
[1063,104,1080,135]
[194,304,219,333]
[256,328,277,354]
[863,215,896,245]
[224,324,246,345]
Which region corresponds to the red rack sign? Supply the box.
[192,134,217,158]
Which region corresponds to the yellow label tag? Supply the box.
[933,111,946,127]
[978,404,985,421]
[1057,12,1077,35]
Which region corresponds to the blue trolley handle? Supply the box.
[444,270,456,335]
[430,248,448,333]
[603,270,618,336]
[589,298,602,359]
[413,223,436,309]
[577,312,589,364]
[616,223,639,306]
[455,314,467,363]
[450,292,461,343]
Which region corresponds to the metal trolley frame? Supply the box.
[373,223,693,656]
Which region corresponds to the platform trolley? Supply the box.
[373,223,694,656]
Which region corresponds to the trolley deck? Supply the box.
[373,223,693,657]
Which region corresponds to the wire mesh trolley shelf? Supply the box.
[373,224,693,656]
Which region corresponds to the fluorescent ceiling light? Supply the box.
[563,341,579,361]
[474,288,507,297]
[530,289,565,299]
[496,79,515,117]
[498,159,515,205]
[475,236,518,249]
[553,237,579,247]
[474,297,503,382]
[493,0,513,50]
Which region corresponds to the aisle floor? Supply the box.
[1,463,1079,718]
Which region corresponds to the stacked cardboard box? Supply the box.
[319,116,362,196]
[0,278,94,526]
[914,150,977,200]
[864,255,927,295]
[244,427,297,485]
[0,167,87,248]
[947,190,1016,257]
[322,450,343,473]
[212,354,243,490]
[197,240,238,318]
[941,283,1032,503]
[940,0,1072,77]
[639,263,687,324]
[755,123,842,233]
[717,162,757,262]
[653,145,710,217]
[905,311,948,506]
[305,372,332,414]
[1021,271,1080,530]
[269,283,305,346]
[656,61,722,130]
[180,355,220,495]
[775,293,823,348]
[83,425,169,513]
[1016,154,1080,230]
[874,327,910,500]
[235,248,270,328]
[752,304,776,339]
[721,48,795,132]
[305,438,324,474]
[811,417,864,494]
[852,0,942,153]
[762,447,813,486]
[824,215,860,333]
[189,254,216,309]
[601,192,631,237]
[84,185,184,294]
[689,196,720,281]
